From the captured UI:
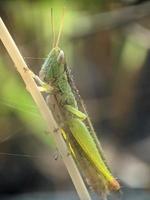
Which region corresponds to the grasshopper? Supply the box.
[35,9,120,199]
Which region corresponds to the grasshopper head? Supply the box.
[39,8,66,83]
[39,47,65,83]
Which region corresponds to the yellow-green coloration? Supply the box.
[69,118,114,182]
[39,46,120,196]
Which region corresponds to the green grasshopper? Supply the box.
[35,10,120,199]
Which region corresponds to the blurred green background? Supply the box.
[0,0,150,199]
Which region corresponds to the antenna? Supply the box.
[55,7,65,47]
[51,8,55,48]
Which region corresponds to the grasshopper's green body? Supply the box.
[39,47,120,196]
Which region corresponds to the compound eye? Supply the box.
[57,50,65,64]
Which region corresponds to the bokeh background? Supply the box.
[0,0,150,199]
